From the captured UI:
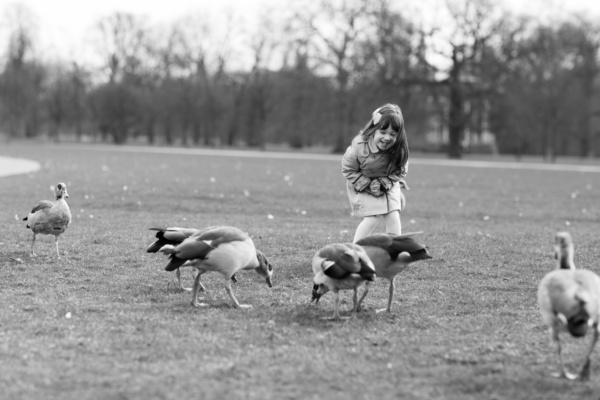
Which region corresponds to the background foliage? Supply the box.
[1,0,600,159]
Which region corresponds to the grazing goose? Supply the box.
[158,226,274,309]
[23,183,71,257]
[311,243,376,320]
[147,227,238,291]
[356,232,432,313]
[537,231,600,381]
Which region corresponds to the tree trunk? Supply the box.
[448,82,464,159]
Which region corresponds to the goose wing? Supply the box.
[315,243,375,280]
[24,200,54,218]
[192,226,250,247]
[357,232,431,261]
[147,227,201,252]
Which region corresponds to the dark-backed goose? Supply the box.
[159,226,273,309]
[356,232,432,313]
[311,242,376,320]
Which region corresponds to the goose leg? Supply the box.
[30,234,37,257]
[355,283,370,314]
[332,290,341,320]
[224,277,251,309]
[176,268,192,291]
[377,278,395,313]
[349,288,359,319]
[350,286,370,320]
[190,271,208,308]
[54,236,60,257]
[578,326,599,381]
[550,328,578,380]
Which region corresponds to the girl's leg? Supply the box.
[353,216,380,242]
[384,210,401,235]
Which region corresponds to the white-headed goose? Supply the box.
[537,231,600,381]
[147,227,238,291]
[311,243,376,320]
[158,226,273,309]
[23,183,71,257]
[356,232,432,313]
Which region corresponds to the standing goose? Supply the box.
[537,231,600,381]
[311,242,376,320]
[147,227,238,291]
[158,226,274,309]
[23,183,71,257]
[356,232,432,313]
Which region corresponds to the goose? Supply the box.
[23,183,71,257]
[158,226,274,309]
[311,242,376,320]
[147,227,238,291]
[356,232,432,313]
[537,231,600,381]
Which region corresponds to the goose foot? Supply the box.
[578,359,591,381]
[551,370,578,380]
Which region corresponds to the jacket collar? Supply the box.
[367,137,381,154]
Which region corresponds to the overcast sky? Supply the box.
[2,0,600,64]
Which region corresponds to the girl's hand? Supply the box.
[399,178,410,190]
[369,179,381,193]
[369,179,383,197]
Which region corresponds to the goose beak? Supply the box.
[266,276,273,288]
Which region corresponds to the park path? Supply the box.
[0,156,40,178]
[1,144,600,178]
[57,144,600,173]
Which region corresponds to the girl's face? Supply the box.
[373,125,398,151]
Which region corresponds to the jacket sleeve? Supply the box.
[341,145,371,192]
[379,160,409,191]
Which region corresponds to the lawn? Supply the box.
[1,142,599,400]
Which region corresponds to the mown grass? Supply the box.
[1,143,600,400]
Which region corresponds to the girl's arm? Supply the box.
[379,160,409,191]
[341,145,371,192]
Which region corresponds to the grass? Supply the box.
[1,142,599,400]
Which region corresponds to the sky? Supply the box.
[0,0,284,64]
[2,0,600,64]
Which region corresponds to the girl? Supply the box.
[341,103,409,243]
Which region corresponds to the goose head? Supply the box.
[255,250,274,287]
[54,182,69,199]
[554,231,574,270]
[311,283,329,304]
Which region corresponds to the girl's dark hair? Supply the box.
[358,103,409,175]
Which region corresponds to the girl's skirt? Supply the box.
[346,180,402,217]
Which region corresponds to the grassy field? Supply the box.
[1,143,599,400]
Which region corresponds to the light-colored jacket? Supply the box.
[341,135,408,217]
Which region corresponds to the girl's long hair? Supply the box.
[358,103,409,175]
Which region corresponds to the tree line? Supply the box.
[1,0,599,160]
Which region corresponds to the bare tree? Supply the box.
[420,0,508,158]
[0,2,44,138]
[297,0,370,152]
[93,13,149,84]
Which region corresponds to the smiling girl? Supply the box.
[341,103,409,242]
